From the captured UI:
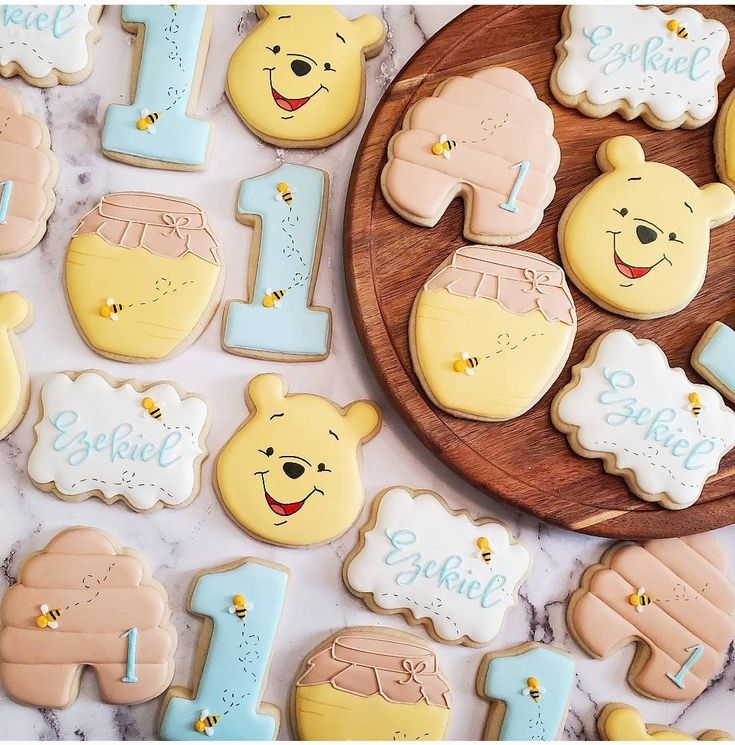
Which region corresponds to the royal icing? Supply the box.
[0,527,177,708]
[215,374,381,547]
[553,5,729,128]
[65,192,223,363]
[692,322,735,404]
[27,371,210,512]
[222,164,331,361]
[0,291,31,440]
[598,703,732,741]
[716,87,735,190]
[0,5,102,84]
[479,643,575,741]
[227,5,385,148]
[0,86,56,258]
[559,136,735,319]
[412,245,576,421]
[382,66,560,245]
[345,487,531,645]
[102,5,213,170]
[159,558,288,740]
[554,330,735,509]
[569,534,735,701]
[294,627,451,740]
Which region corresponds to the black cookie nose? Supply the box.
[636,225,658,244]
[283,461,305,479]
[291,59,311,77]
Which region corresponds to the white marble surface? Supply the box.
[1,4,734,741]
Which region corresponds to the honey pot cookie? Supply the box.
[64,192,224,363]
[411,245,576,422]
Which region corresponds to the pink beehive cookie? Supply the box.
[0,527,177,708]
[381,66,560,245]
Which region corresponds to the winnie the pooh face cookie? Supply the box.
[226,5,385,148]
[215,374,381,547]
[560,136,735,319]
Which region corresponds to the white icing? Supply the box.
[346,487,530,644]
[556,5,729,123]
[556,330,735,508]
[0,5,95,78]
[28,371,209,510]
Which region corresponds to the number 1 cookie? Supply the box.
[0,292,32,440]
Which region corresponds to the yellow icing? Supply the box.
[0,292,29,435]
[294,684,449,741]
[724,98,735,186]
[227,5,384,145]
[65,235,220,361]
[562,136,735,318]
[601,705,730,741]
[414,290,573,420]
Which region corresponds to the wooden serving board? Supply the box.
[345,4,735,539]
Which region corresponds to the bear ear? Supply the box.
[601,706,649,740]
[699,182,735,224]
[247,374,286,411]
[350,14,385,51]
[344,400,381,441]
[602,136,646,171]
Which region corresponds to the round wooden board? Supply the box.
[345,4,735,539]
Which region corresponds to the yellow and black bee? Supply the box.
[36,603,62,630]
[275,182,294,205]
[99,298,124,321]
[141,396,163,422]
[136,109,161,133]
[687,392,704,417]
[453,352,480,376]
[194,709,221,736]
[667,19,688,39]
[628,586,653,613]
[262,288,286,309]
[522,676,545,704]
[431,134,457,159]
[476,537,493,565]
[228,594,254,620]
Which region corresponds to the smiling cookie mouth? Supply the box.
[613,249,658,279]
[271,86,312,112]
[265,490,309,516]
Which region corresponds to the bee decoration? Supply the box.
[453,352,480,376]
[36,603,62,630]
[476,537,493,565]
[99,298,123,321]
[667,19,688,39]
[431,134,457,159]
[194,709,221,736]
[141,396,163,422]
[687,392,704,417]
[262,288,286,309]
[522,676,545,704]
[136,109,161,133]
[228,594,253,621]
[275,182,294,205]
[628,586,653,613]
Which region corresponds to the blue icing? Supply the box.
[102,5,211,167]
[159,560,288,741]
[0,180,12,224]
[223,163,331,358]
[483,645,574,741]
[698,323,735,395]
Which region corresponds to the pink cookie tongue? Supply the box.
[272,87,310,112]
[266,491,307,516]
[614,251,652,279]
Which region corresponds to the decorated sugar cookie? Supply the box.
[293,626,451,740]
[552,6,730,130]
[28,370,210,512]
[215,374,381,547]
[568,535,735,702]
[411,245,576,421]
[159,558,288,740]
[0,527,177,708]
[222,164,331,361]
[227,5,385,148]
[381,66,560,245]
[102,6,214,171]
[715,87,735,191]
[692,322,735,404]
[0,292,32,440]
[65,192,224,363]
[598,703,731,741]
[0,5,103,86]
[560,136,735,319]
[0,86,57,258]
[477,642,575,741]
[344,486,531,646]
[553,330,735,510]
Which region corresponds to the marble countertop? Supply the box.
[1,4,734,741]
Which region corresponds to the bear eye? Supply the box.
[613,207,628,217]
[324,62,335,72]
[259,447,274,457]
[317,463,331,472]
[267,45,281,54]
[669,232,683,244]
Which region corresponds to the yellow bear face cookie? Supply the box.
[227,5,385,148]
[560,136,735,319]
[215,374,381,547]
